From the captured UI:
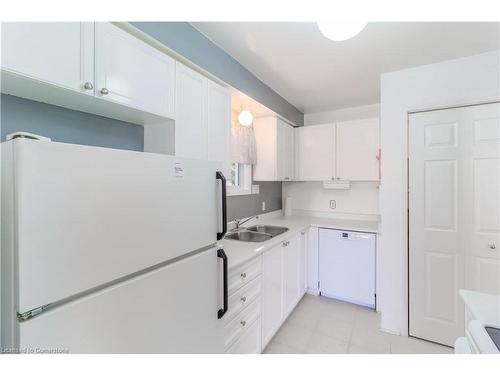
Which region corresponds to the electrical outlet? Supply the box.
[329,200,336,210]
[262,201,266,212]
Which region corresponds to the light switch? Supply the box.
[330,200,336,210]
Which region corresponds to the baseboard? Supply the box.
[306,288,320,296]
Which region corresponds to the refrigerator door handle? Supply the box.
[217,248,228,319]
[216,172,227,240]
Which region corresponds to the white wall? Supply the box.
[379,50,500,335]
[304,103,380,125]
[283,181,379,219]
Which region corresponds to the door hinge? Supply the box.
[17,305,48,322]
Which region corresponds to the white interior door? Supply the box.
[1,22,94,94]
[462,104,500,295]
[409,102,500,346]
[95,23,175,118]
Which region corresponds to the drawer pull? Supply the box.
[241,296,247,303]
[240,320,246,327]
[240,272,247,279]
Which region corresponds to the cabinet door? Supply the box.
[299,231,308,293]
[296,124,335,180]
[276,119,286,180]
[175,62,208,159]
[307,227,319,294]
[95,23,175,118]
[262,245,284,347]
[284,234,302,316]
[282,121,295,181]
[207,80,231,175]
[336,118,379,181]
[1,22,94,94]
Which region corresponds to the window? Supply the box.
[227,163,252,195]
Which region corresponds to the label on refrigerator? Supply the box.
[174,162,184,178]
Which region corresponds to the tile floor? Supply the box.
[263,294,453,354]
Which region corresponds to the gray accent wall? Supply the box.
[0,94,144,151]
[131,22,304,126]
[227,182,283,221]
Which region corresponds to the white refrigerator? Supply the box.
[1,138,229,353]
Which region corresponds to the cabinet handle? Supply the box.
[83,82,93,90]
[240,320,246,327]
[100,88,109,95]
[241,296,247,303]
[240,272,246,279]
[489,243,496,250]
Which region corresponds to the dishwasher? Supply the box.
[319,228,376,309]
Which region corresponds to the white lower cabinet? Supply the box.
[284,234,302,316]
[224,257,262,354]
[225,318,261,354]
[261,244,284,347]
[262,233,306,349]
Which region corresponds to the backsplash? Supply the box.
[282,181,379,217]
[0,94,144,151]
[227,182,282,221]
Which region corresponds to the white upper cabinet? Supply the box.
[294,118,380,182]
[95,23,175,118]
[207,80,231,174]
[1,23,94,94]
[336,118,380,181]
[253,116,295,181]
[295,123,336,181]
[175,62,208,159]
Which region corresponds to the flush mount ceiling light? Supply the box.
[316,21,368,41]
[238,108,253,127]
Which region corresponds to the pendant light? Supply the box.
[238,107,253,127]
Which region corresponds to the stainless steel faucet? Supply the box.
[233,215,258,230]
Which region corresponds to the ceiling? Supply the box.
[192,22,499,113]
[230,88,275,118]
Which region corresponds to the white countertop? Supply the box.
[220,214,379,270]
[459,289,500,325]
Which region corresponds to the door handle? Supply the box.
[217,248,228,319]
[216,172,227,240]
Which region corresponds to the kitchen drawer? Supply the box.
[224,276,261,324]
[224,300,261,349]
[225,318,261,354]
[228,257,261,295]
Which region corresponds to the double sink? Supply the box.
[225,225,289,243]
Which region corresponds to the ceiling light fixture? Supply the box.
[238,108,253,127]
[317,21,368,42]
